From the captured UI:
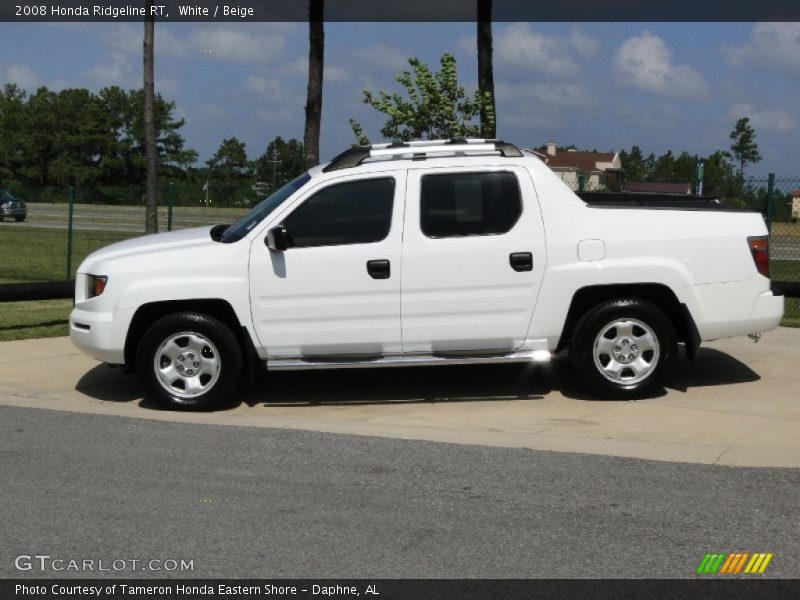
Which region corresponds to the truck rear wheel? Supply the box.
[569,299,677,399]
[136,312,242,410]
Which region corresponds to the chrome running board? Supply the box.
[266,350,551,371]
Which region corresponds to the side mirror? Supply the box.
[266,226,290,251]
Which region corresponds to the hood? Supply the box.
[79,226,215,270]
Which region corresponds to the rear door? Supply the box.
[401,166,546,354]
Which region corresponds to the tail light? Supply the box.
[747,236,769,278]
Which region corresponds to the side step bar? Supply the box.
[267,350,551,371]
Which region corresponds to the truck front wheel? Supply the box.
[136,312,242,410]
[569,299,677,399]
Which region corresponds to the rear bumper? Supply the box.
[747,290,784,333]
[683,280,784,341]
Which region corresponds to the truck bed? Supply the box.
[576,192,752,212]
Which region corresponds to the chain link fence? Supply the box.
[1,177,798,324]
[748,175,800,324]
[0,184,250,284]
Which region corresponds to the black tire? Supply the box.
[136,312,242,410]
[14,215,25,222]
[569,299,677,399]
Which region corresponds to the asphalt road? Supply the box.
[1,404,797,579]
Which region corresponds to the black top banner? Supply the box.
[3,0,800,22]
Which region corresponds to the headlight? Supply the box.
[87,275,108,298]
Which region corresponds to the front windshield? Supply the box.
[219,172,311,243]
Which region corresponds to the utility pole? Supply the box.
[269,150,280,194]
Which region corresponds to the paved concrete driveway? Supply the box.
[0,329,798,468]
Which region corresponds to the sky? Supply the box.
[0,21,798,175]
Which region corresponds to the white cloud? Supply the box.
[459,26,599,77]
[85,52,136,87]
[191,27,285,62]
[350,44,408,73]
[569,30,601,59]
[97,23,288,63]
[614,32,709,100]
[494,23,599,77]
[497,81,593,108]
[3,64,41,89]
[723,23,800,75]
[728,103,797,134]
[495,24,578,77]
[278,57,351,83]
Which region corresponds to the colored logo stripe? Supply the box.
[697,552,773,574]
[745,553,773,574]
[697,553,726,574]
[720,553,749,574]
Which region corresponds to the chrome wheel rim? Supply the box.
[592,318,660,385]
[153,331,221,400]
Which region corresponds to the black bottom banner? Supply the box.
[4,579,799,600]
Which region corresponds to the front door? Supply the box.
[249,172,405,358]
[400,166,546,354]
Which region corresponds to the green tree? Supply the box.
[206,137,251,182]
[47,88,108,187]
[0,84,29,184]
[253,137,305,194]
[618,145,652,182]
[0,81,196,193]
[729,117,762,176]
[203,137,255,207]
[129,90,196,173]
[350,53,492,143]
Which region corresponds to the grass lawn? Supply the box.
[0,226,136,282]
[0,226,137,341]
[0,299,72,341]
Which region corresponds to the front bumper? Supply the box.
[69,307,128,364]
[1,207,26,217]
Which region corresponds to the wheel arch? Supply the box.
[124,299,260,378]
[556,283,700,359]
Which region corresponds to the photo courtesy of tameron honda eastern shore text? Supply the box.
[69,139,784,409]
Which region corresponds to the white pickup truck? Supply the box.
[70,139,784,409]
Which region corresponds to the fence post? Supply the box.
[66,186,74,280]
[167,182,174,232]
[766,173,775,234]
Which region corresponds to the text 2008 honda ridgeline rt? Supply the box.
[70,140,784,409]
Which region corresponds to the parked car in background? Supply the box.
[0,189,26,222]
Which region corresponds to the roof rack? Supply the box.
[322,138,523,173]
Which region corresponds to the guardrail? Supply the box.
[773,281,800,298]
[0,279,798,306]
[0,280,75,302]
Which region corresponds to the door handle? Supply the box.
[509,252,533,272]
[367,259,391,279]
